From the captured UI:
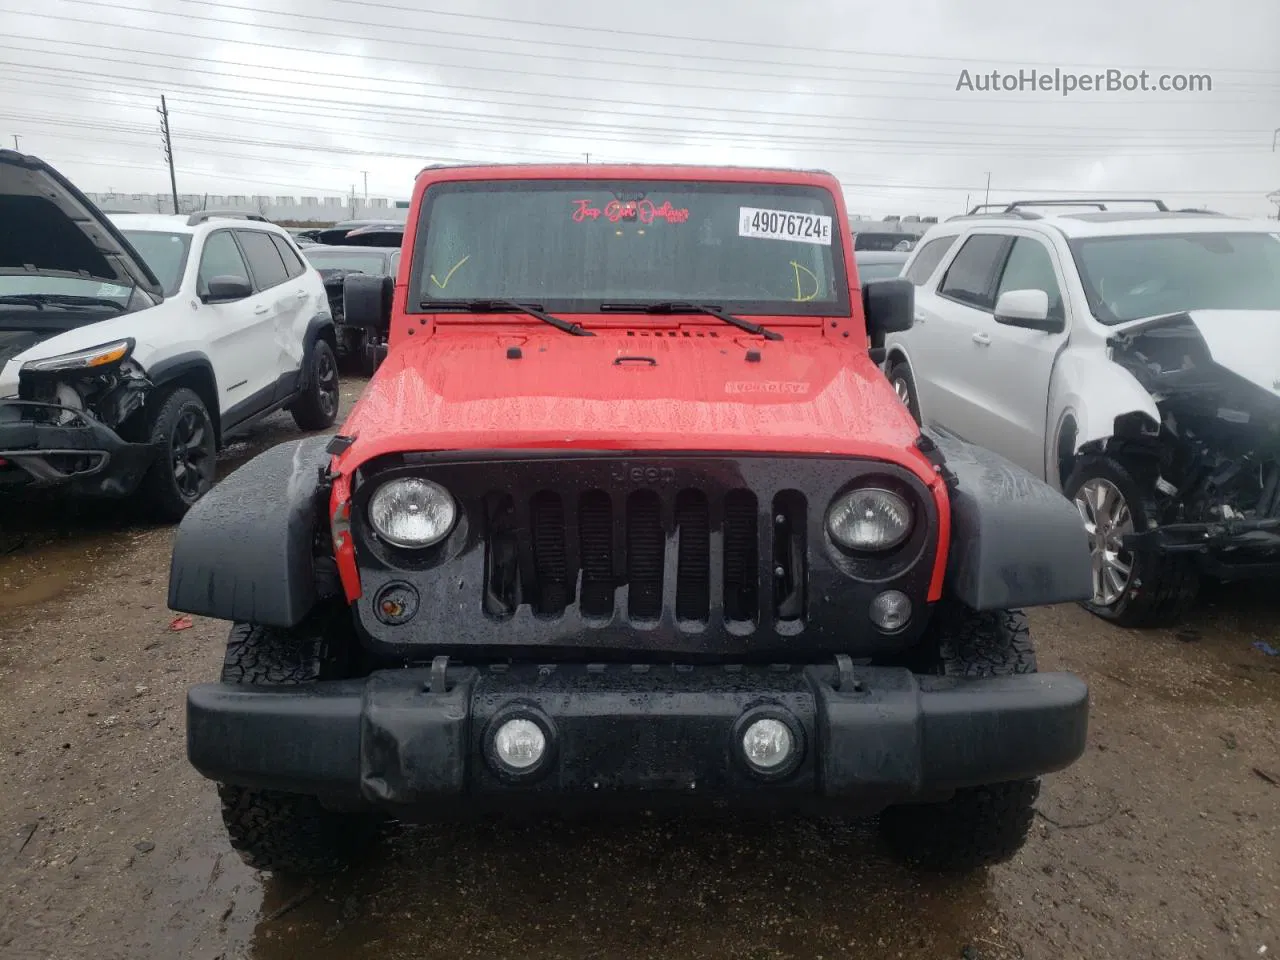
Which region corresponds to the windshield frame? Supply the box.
[1068,229,1280,326]
[407,178,852,318]
[119,229,193,297]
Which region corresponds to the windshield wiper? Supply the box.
[0,294,127,311]
[420,298,594,337]
[598,301,783,341]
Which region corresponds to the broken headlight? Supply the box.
[20,338,134,374]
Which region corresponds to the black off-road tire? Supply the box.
[886,360,922,425]
[879,606,1041,872]
[216,622,376,874]
[290,339,341,432]
[1062,453,1199,627]
[139,386,217,523]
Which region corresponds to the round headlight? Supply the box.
[368,478,456,548]
[827,487,912,551]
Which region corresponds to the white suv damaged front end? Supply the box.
[0,148,167,496]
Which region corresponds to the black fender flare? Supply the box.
[167,435,333,627]
[925,426,1093,610]
[144,351,222,436]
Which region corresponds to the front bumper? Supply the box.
[0,399,158,497]
[187,661,1089,817]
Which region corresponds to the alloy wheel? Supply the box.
[1073,477,1135,607]
[317,349,339,420]
[171,408,213,501]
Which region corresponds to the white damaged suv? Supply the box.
[0,150,340,520]
[882,199,1280,626]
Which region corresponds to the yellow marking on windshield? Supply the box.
[429,254,470,289]
[790,260,819,301]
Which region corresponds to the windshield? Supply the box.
[1072,231,1280,324]
[303,251,391,274]
[0,274,134,303]
[120,231,192,297]
[412,179,849,316]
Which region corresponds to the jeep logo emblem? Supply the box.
[612,465,677,484]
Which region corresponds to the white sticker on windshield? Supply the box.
[738,207,832,245]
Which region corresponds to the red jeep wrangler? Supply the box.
[171,164,1092,874]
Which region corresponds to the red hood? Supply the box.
[335,328,931,478]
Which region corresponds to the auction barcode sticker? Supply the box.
[738,207,833,245]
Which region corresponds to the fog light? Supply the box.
[742,718,793,772]
[492,718,546,772]
[870,590,912,632]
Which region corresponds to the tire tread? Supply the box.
[879,604,1041,872]
[216,622,374,874]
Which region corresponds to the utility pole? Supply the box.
[983,172,992,209]
[158,95,179,215]
[1268,190,1280,221]
[361,170,368,204]
[964,193,970,213]
[1272,128,1279,151]
[350,185,357,220]
[11,135,18,150]
[584,152,590,163]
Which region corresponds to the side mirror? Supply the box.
[994,289,1062,332]
[862,278,914,340]
[343,273,394,333]
[201,275,253,304]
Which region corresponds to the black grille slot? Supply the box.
[579,491,615,618]
[675,490,710,622]
[482,492,519,618]
[530,491,569,615]
[723,490,759,624]
[626,491,664,620]
[772,491,807,623]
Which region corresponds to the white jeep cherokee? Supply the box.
[882,199,1280,626]
[0,150,340,520]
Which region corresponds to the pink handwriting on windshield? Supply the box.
[572,199,689,224]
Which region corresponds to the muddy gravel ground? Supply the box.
[1,376,1277,960]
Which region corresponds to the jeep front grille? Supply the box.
[482,486,803,630]
[353,455,940,658]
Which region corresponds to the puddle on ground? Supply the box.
[0,528,143,614]
[186,817,1011,960]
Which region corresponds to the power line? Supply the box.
[16,0,959,89]
[4,110,1263,165]
[3,59,1273,160]
[4,31,1270,120]
[27,0,1280,100]
[135,0,1280,74]
[6,69,1272,149]
[24,126,1273,200]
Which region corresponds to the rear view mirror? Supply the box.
[994,289,1061,332]
[862,278,914,342]
[343,273,394,333]
[201,275,253,304]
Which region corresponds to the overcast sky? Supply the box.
[1,0,1277,217]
